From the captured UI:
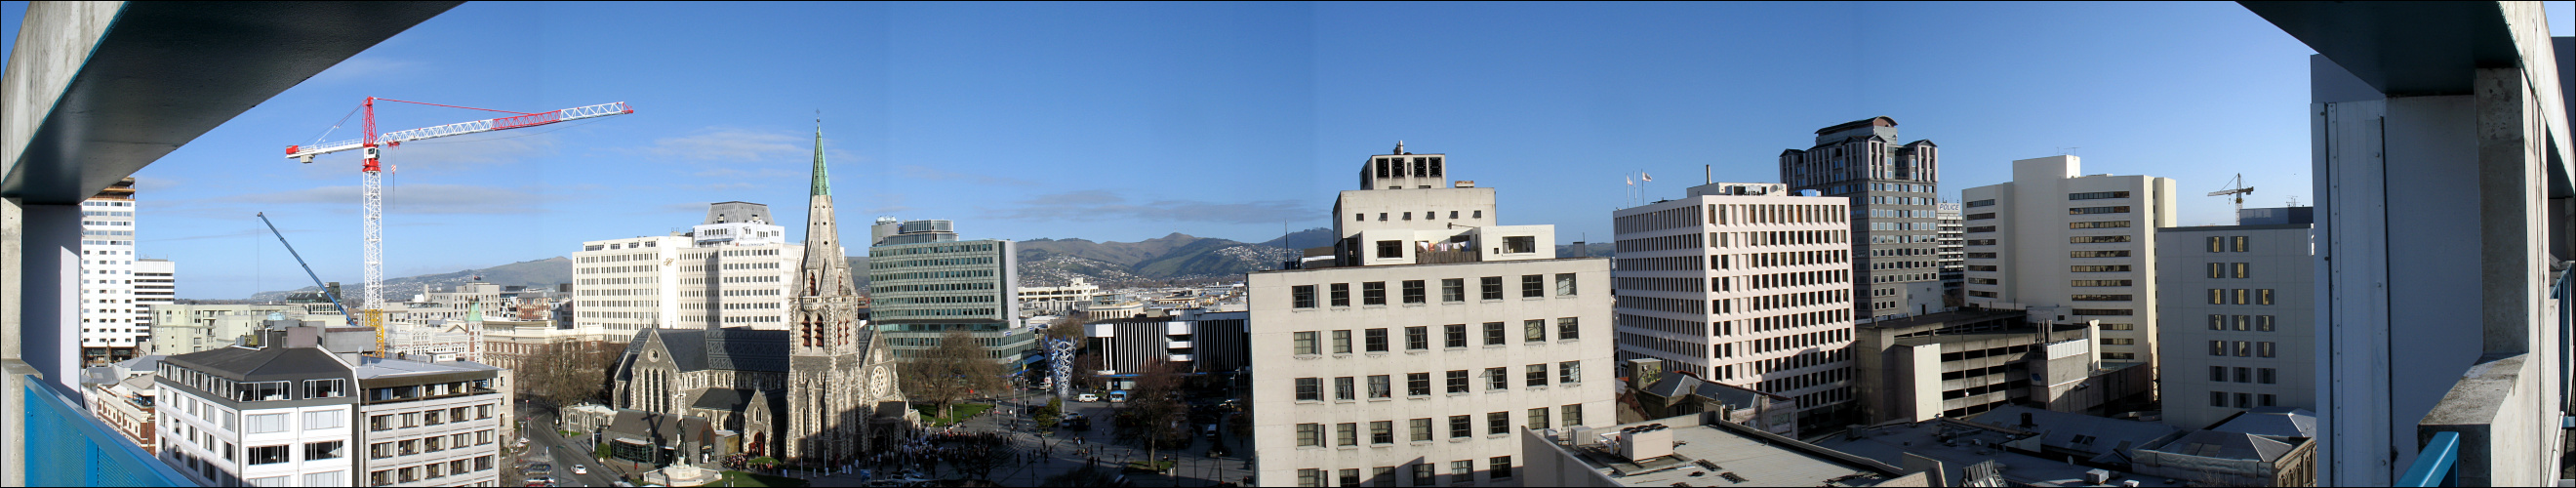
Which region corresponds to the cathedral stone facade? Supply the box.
[608,122,911,468]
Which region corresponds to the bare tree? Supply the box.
[519,341,616,408]
[901,329,1006,421]
[1113,359,1187,469]
[1045,314,1089,341]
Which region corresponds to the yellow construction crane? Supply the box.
[2210,174,2254,224]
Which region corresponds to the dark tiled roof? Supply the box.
[691,388,752,411]
[621,327,791,374]
[166,346,350,381]
[1640,374,1779,410]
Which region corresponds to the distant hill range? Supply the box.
[238,227,1613,299]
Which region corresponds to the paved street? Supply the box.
[809,389,1252,487]
[516,402,622,487]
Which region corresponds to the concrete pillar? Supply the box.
[18,203,79,396]
[2476,67,2544,357]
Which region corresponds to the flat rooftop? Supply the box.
[1818,420,2173,487]
[1856,308,2025,331]
[1537,416,1904,487]
[353,355,499,380]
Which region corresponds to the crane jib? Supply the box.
[282,102,632,159]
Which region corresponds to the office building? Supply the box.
[146,304,311,356]
[1610,182,1857,431]
[1959,155,2178,366]
[155,326,505,487]
[2155,208,2315,430]
[1516,413,1925,487]
[570,202,806,335]
[1779,117,1944,319]
[1082,310,1251,386]
[1249,143,1613,487]
[82,177,144,365]
[865,219,1030,367]
[1020,276,1102,313]
[1845,308,2153,424]
[1935,202,1963,305]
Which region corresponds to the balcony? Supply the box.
[2396,268,2575,487]
[17,374,192,486]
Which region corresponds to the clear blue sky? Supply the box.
[5,2,2573,299]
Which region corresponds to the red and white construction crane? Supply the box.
[284,98,634,354]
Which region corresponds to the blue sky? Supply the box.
[5,2,2573,299]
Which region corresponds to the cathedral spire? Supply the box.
[811,115,831,197]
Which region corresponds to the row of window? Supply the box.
[366,454,498,486]
[1354,209,1484,223]
[1294,407,1583,448]
[368,429,499,460]
[2207,263,2254,279]
[2207,236,2253,253]
[2211,391,2280,409]
[159,364,347,403]
[2207,341,2279,357]
[1290,274,1577,308]
[1290,320,1582,355]
[1293,457,1511,487]
[2070,206,2131,215]
[2207,314,2279,332]
[1292,363,1585,401]
[367,404,498,431]
[2209,366,2280,385]
[2206,289,2278,305]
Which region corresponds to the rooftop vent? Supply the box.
[1619,424,1675,462]
[1456,181,1476,187]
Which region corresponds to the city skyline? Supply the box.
[2,1,2570,301]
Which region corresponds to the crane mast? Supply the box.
[2209,173,2255,224]
[285,98,633,356]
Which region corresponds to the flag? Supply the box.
[1641,172,1652,183]
[1626,176,1634,185]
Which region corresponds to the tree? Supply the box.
[520,341,617,408]
[1112,359,1188,468]
[901,329,1007,421]
[1045,314,1090,341]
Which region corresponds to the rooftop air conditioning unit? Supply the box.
[1619,424,1675,462]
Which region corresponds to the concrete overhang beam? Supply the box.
[1,1,463,204]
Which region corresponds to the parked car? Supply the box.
[1075,393,1100,402]
[526,464,553,474]
[571,465,588,474]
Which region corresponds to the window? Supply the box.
[304,379,346,398]
[1483,322,1506,346]
[248,445,289,465]
[1300,468,1323,487]
[2235,341,2251,357]
[1415,465,1435,486]
[2070,250,2131,258]
[1445,324,1467,348]
[2257,315,2274,332]
[1558,361,1583,385]
[1480,277,1504,300]
[2209,289,2225,305]
[2260,368,2276,385]
[1297,424,1321,447]
[2069,221,2133,228]
[1441,279,1466,303]
[1402,280,1427,304]
[1504,236,1536,254]
[1334,330,1353,354]
[1342,468,1362,487]
[1372,421,1394,445]
[2071,264,2132,272]
[2069,191,2131,200]
[1452,461,1473,482]
[1363,282,1388,305]
[1408,373,1431,396]
[1521,275,1544,298]
[2259,342,2275,357]
[1294,332,1318,355]
[1449,415,1471,438]
[302,471,344,487]
[1555,273,1578,296]
[2235,289,2250,305]
[1296,378,1321,401]
[1369,376,1392,399]
[2068,206,2132,215]
[1526,364,1548,386]
[1561,404,1585,427]
[246,413,290,434]
[2234,263,2250,279]
[2234,236,2250,252]
[1444,370,1470,393]
[2236,392,2253,408]
[2261,394,2277,407]
[2208,236,2225,253]
[305,440,345,461]
[2071,279,2133,287]
[1523,320,1547,343]
[2209,341,2226,356]
[1335,377,1355,401]
[1487,412,1509,435]
[1366,329,1390,352]
[1378,240,1403,259]
[1967,199,1995,207]
[2210,366,2227,382]
[2071,294,2132,302]
[1557,317,1581,341]
[1293,286,1316,308]
[250,476,290,487]
[1490,456,1513,479]
[1411,418,1433,442]
[2209,263,2225,279]
[1406,327,1429,350]
[1330,284,1350,306]
[2259,289,2274,305]
[1338,423,1358,447]
[1528,408,1550,429]
[2235,367,2252,383]
[2234,315,2250,331]
[2070,235,2132,244]
[1486,367,1509,390]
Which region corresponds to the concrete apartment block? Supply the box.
[1959,155,2178,368]
[2154,209,2316,430]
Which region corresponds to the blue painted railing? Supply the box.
[22,376,195,487]
[2396,430,2462,487]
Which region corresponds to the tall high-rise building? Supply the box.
[1779,117,1943,319]
[136,259,177,330]
[1959,155,2177,367]
[569,203,804,335]
[1249,143,1612,487]
[82,177,143,364]
[1936,202,1964,305]
[2154,208,2314,429]
[865,220,1027,367]
[1611,182,1857,433]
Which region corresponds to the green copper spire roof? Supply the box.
[810,117,830,196]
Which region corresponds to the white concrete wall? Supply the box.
[1610,192,1856,419]
[2155,225,2315,430]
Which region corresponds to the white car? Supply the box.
[1075,393,1100,402]
[571,465,588,475]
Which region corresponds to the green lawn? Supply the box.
[915,402,994,427]
[718,470,809,487]
[560,429,583,437]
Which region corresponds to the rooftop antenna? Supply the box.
[2209,173,2254,224]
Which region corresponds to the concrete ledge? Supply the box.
[3,360,43,487]
[2418,352,2540,487]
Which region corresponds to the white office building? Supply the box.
[1250,143,1613,487]
[2155,208,2315,430]
[156,326,506,487]
[1610,182,1858,430]
[82,177,144,364]
[571,202,803,335]
[1959,155,2177,366]
[137,259,177,327]
[1020,276,1102,313]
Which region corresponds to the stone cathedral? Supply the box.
[608,123,911,468]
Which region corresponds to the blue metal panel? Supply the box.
[22,377,193,487]
[2396,430,2462,487]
